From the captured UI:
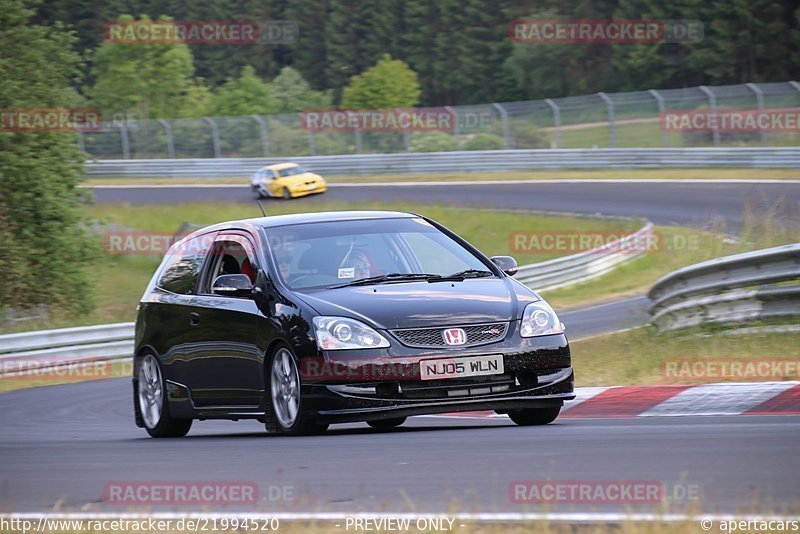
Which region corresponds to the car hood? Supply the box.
[292,278,538,329]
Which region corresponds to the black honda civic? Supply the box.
[133,211,574,436]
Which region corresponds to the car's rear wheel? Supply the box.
[265,346,328,435]
[136,354,192,437]
[367,417,406,429]
[507,407,561,426]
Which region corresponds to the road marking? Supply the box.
[641,381,800,417]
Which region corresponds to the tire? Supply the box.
[507,407,561,426]
[367,417,406,429]
[282,187,292,200]
[136,353,192,437]
[265,345,327,435]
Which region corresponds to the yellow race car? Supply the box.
[250,163,327,199]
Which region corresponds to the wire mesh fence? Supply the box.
[80,81,800,159]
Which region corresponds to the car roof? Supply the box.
[259,162,298,171]
[247,210,418,228]
[182,211,420,239]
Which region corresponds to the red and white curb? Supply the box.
[436,381,800,419]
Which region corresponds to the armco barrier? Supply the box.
[86,148,800,178]
[648,243,800,331]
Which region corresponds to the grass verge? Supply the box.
[571,327,800,387]
[82,167,800,186]
[0,360,131,394]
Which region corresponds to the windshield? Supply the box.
[278,165,306,177]
[266,218,493,289]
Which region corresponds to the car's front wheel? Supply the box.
[507,407,561,426]
[282,187,292,200]
[265,346,328,435]
[136,353,192,437]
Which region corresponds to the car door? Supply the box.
[142,232,218,393]
[181,232,267,408]
[264,169,282,197]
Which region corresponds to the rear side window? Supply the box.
[157,234,215,295]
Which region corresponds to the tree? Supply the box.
[270,67,332,113]
[88,15,197,119]
[214,65,278,116]
[340,54,421,109]
[0,0,97,316]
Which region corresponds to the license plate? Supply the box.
[419,354,504,381]
[307,183,316,190]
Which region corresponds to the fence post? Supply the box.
[76,130,85,154]
[598,92,616,148]
[544,98,562,148]
[203,118,221,158]
[745,83,767,146]
[492,103,511,148]
[157,119,175,158]
[445,106,461,150]
[396,108,411,151]
[648,89,668,147]
[118,121,130,159]
[308,129,317,156]
[251,115,269,157]
[698,85,720,146]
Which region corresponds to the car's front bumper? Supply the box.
[301,333,573,423]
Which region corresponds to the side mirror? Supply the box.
[212,274,254,297]
[490,256,518,276]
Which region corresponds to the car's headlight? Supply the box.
[519,301,564,337]
[312,316,390,350]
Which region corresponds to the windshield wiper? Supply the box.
[329,273,442,288]
[432,269,495,281]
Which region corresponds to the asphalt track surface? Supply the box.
[1,377,798,514]
[90,181,800,230]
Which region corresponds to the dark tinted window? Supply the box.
[157,234,215,294]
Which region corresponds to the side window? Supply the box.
[203,235,258,294]
[157,234,215,295]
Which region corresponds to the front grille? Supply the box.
[390,322,508,349]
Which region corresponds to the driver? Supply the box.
[344,249,373,279]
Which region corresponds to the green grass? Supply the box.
[82,167,800,186]
[571,327,800,387]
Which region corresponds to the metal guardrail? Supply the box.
[0,323,134,376]
[515,222,654,292]
[85,147,800,178]
[0,225,655,370]
[648,243,800,331]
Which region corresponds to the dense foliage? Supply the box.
[0,0,97,316]
[33,0,800,112]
